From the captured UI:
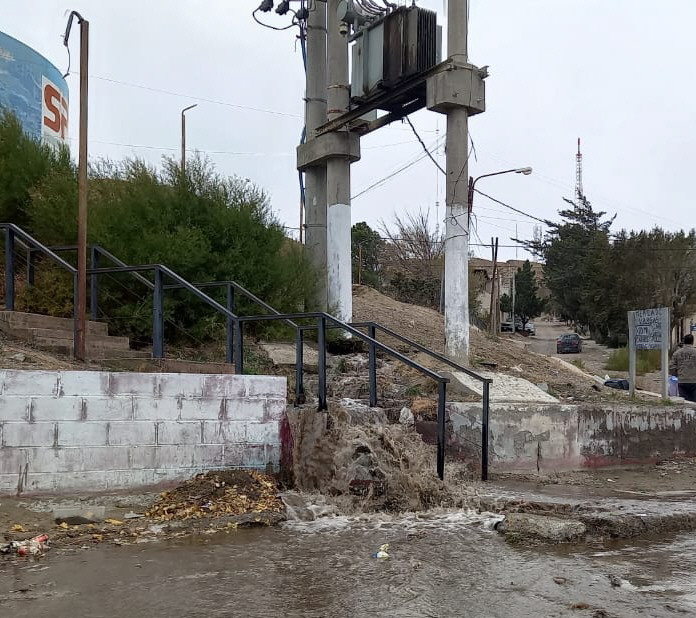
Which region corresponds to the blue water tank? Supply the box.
[0,31,69,148]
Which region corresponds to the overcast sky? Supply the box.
[2,0,694,261]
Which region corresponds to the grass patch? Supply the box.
[405,384,423,398]
[570,359,586,371]
[605,347,662,375]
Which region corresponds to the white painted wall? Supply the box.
[0,370,286,495]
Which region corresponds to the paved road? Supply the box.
[527,322,611,376]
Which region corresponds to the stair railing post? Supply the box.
[5,227,15,311]
[226,284,235,364]
[90,247,99,321]
[295,327,305,405]
[482,380,490,481]
[27,248,35,287]
[317,315,327,411]
[368,324,377,407]
[152,266,164,359]
[234,319,244,375]
[437,380,447,481]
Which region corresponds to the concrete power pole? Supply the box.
[325,0,352,322]
[303,2,328,311]
[426,0,485,363]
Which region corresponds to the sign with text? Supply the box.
[632,308,664,350]
[628,307,670,399]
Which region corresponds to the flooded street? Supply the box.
[2,511,695,617]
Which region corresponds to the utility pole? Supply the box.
[511,269,516,328]
[181,104,197,175]
[325,0,352,322]
[303,1,328,310]
[489,237,498,335]
[443,0,471,361]
[64,11,89,361]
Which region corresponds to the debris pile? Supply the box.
[146,470,284,521]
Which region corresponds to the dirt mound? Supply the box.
[352,285,602,401]
[146,470,284,521]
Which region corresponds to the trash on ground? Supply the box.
[104,518,124,526]
[373,543,390,559]
[604,378,629,391]
[146,469,283,521]
[53,506,105,525]
[11,524,26,532]
[1,534,50,557]
[124,512,144,519]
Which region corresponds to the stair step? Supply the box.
[0,311,108,335]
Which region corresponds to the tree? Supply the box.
[513,261,545,329]
[523,197,614,336]
[351,222,382,288]
[500,293,512,315]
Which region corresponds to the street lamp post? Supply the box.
[181,104,198,175]
[467,167,532,216]
[466,167,532,335]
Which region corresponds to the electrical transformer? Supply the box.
[350,6,441,104]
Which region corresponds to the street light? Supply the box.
[181,104,198,175]
[467,167,533,214]
[466,167,532,336]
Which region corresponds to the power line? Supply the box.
[351,137,444,200]
[72,72,302,120]
[405,116,445,175]
[473,189,547,224]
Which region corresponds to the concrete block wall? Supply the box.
[0,370,286,495]
[449,402,696,472]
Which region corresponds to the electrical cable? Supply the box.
[252,8,298,30]
[474,189,548,224]
[405,116,446,175]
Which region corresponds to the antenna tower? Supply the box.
[575,137,584,207]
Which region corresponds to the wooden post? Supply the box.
[75,18,89,361]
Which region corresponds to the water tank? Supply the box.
[0,31,69,148]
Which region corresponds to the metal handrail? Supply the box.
[164,280,300,332]
[1,223,79,352]
[2,222,492,481]
[351,321,492,384]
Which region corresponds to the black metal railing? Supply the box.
[1,223,493,481]
[2,223,79,345]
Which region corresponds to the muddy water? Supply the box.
[2,512,695,617]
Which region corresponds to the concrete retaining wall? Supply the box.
[0,370,286,494]
[448,402,696,472]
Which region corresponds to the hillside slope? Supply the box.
[352,285,607,402]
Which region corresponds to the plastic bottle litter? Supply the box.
[0,534,50,557]
[373,543,390,559]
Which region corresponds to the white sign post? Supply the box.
[628,307,670,400]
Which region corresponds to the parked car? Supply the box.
[525,322,536,336]
[500,321,514,332]
[557,333,582,354]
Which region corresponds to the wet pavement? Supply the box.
[2,511,695,617]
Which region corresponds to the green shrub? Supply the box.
[1,112,316,348]
[605,347,662,375]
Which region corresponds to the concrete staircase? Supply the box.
[0,311,148,360]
